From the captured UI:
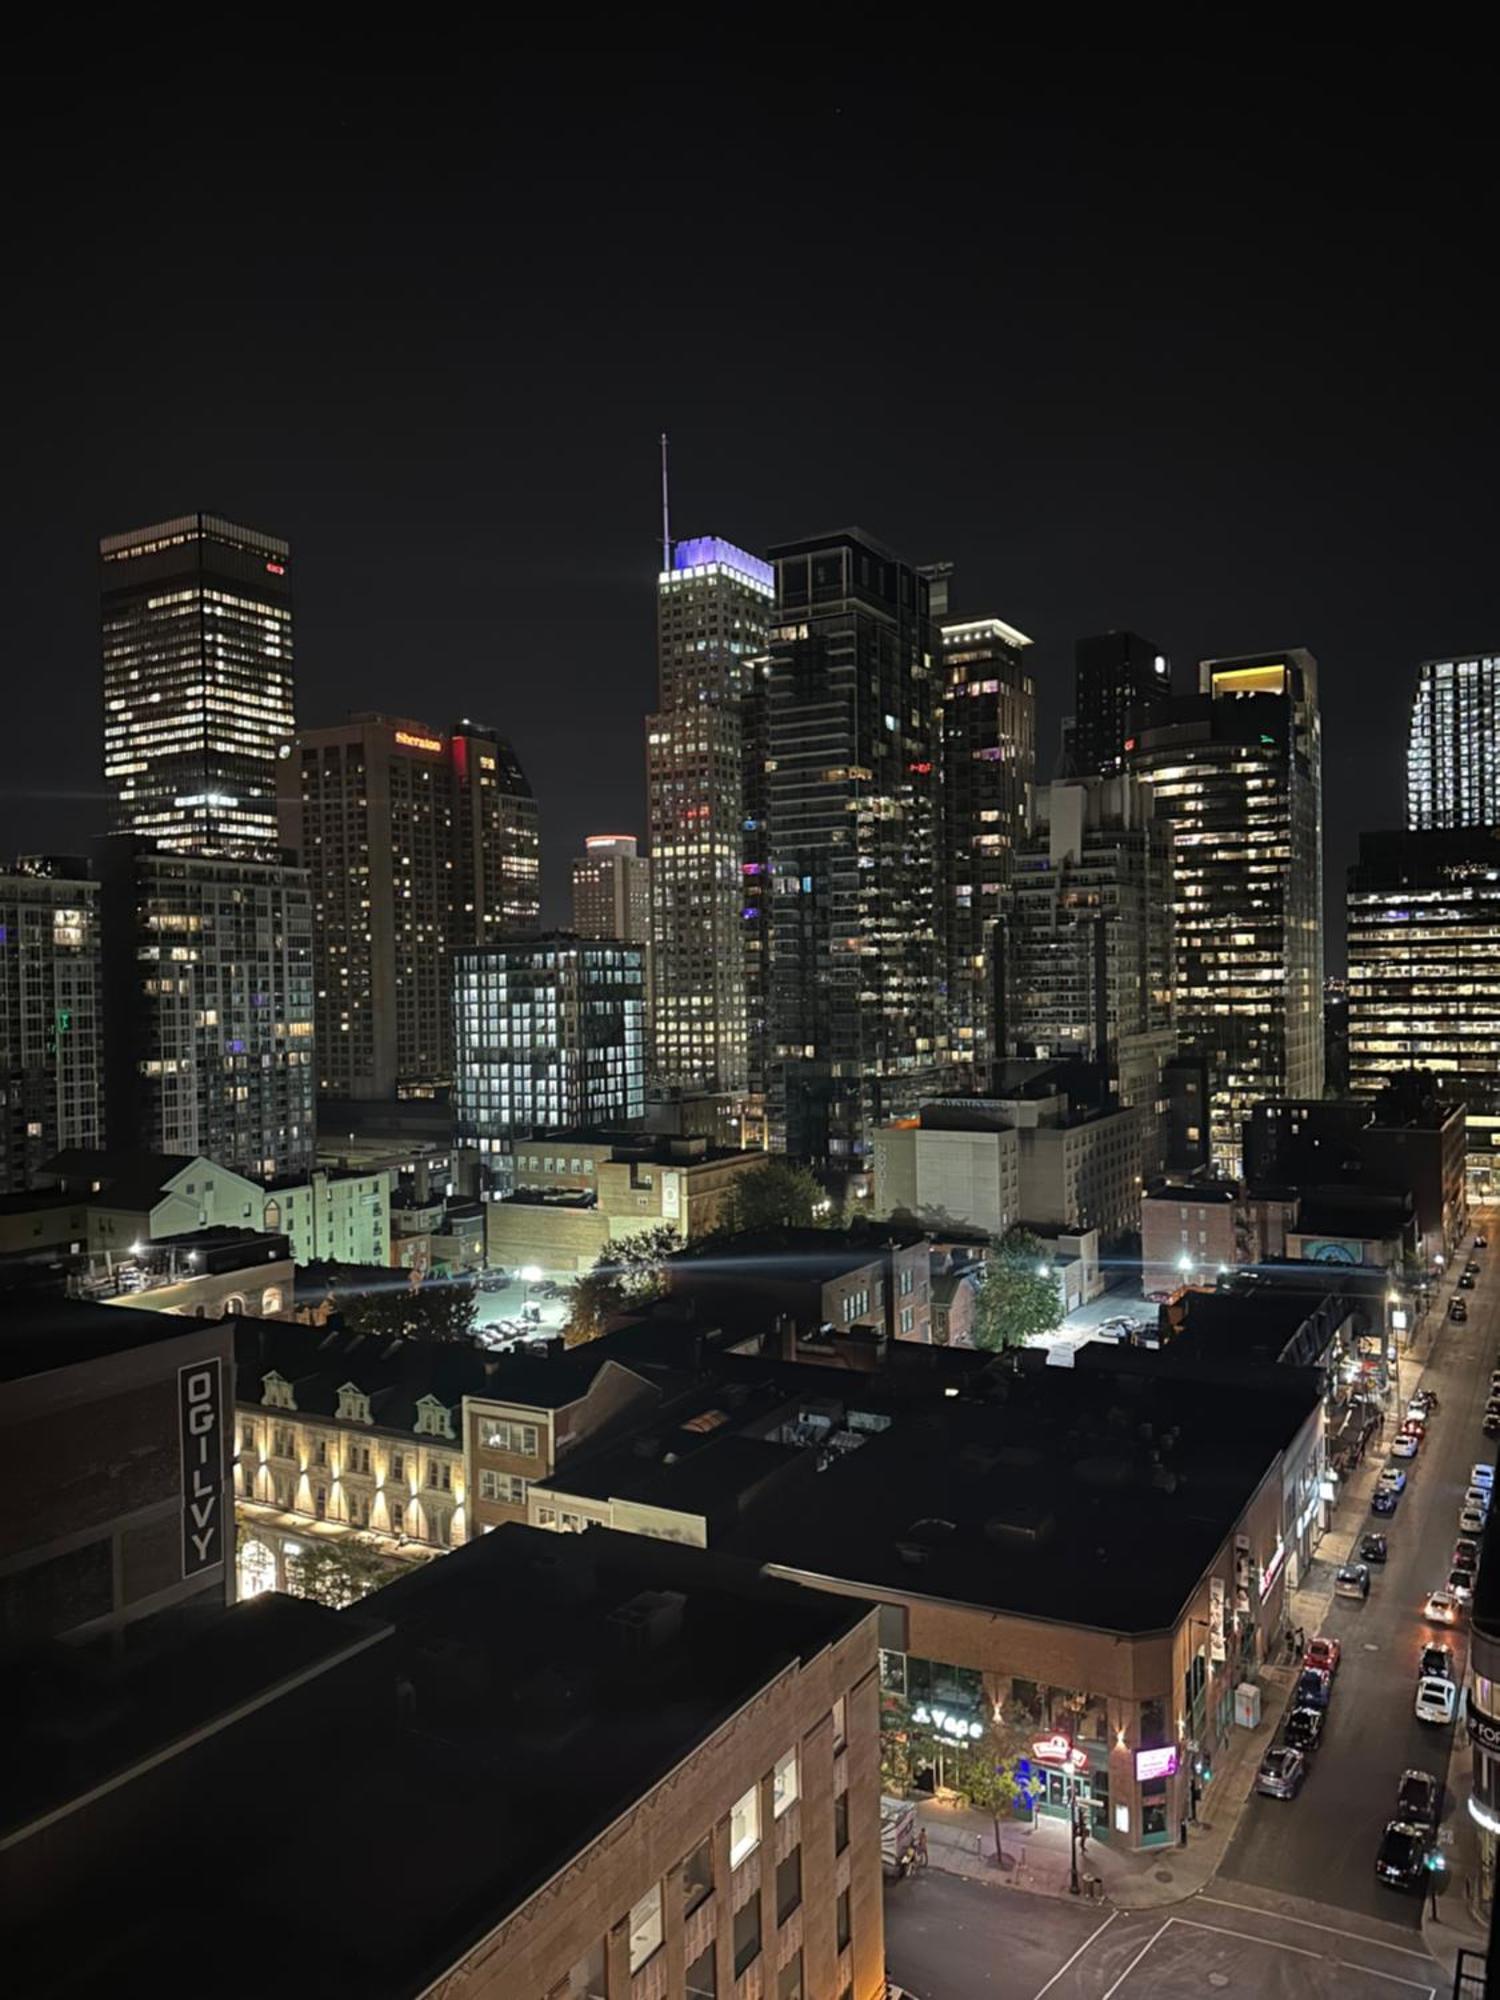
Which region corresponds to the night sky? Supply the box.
[5,55,1496,969]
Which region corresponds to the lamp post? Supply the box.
[1069,1802,1082,1894]
[520,1264,543,1321]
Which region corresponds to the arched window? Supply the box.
[237,1539,277,1601]
[263,1199,282,1231]
[224,1294,246,1316]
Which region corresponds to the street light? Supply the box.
[520,1265,543,1318]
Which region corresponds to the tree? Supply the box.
[333,1271,478,1344]
[283,1538,402,1608]
[970,1228,1063,1351]
[956,1716,1047,1859]
[563,1226,680,1346]
[716,1160,828,1236]
[564,1268,626,1347]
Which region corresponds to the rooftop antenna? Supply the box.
[660,432,671,572]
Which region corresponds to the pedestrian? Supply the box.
[915,1826,929,1870]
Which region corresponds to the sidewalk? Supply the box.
[913,1429,1391,1912]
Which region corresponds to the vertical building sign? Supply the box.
[1208,1575,1227,1664]
[179,1357,225,1578]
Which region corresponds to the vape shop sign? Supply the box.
[179,1358,225,1577]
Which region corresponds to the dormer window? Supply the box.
[336,1382,372,1425]
[262,1371,295,1411]
[413,1394,454,1440]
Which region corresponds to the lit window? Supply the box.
[730,1784,760,1867]
[773,1749,799,1818]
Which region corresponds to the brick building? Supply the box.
[668,1223,934,1345]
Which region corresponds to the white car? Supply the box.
[1474,1464,1496,1491]
[1461,1505,1488,1536]
[1465,1486,1492,1513]
[1415,1676,1459,1725]
[1392,1433,1419,1458]
[1425,1589,1462,1626]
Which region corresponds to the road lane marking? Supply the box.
[1171,1920,1435,1994]
[1196,1893,1437,1960]
[1098,1920,1169,1999]
[1027,1909,1117,1999]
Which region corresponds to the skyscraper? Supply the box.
[100,515,295,854]
[99,840,315,1178]
[1406,652,1500,831]
[0,858,105,1190]
[278,715,539,1100]
[453,938,646,1160]
[1347,827,1500,1195]
[1130,651,1323,1176]
[998,775,1175,1175]
[1073,630,1171,779]
[647,536,773,1097]
[940,616,1036,1082]
[765,529,943,1180]
[571,835,651,944]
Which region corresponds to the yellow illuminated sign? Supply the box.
[1210,665,1287,697]
[395,730,444,754]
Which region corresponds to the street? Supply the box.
[885,1870,1442,1997]
[1220,1211,1495,1929]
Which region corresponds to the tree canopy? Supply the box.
[333,1273,478,1344]
[716,1159,828,1236]
[970,1228,1064,1351]
[283,1538,401,1608]
[563,1225,680,1345]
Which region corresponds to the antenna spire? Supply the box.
[660,432,671,572]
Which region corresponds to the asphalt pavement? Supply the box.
[1219,1208,1497,1931]
[885,1868,1443,1998]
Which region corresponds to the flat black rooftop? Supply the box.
[0,1295,227,1385]
[670,1223,924,1281]
[726,1348,1319,1635]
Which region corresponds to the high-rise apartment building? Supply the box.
[278,715,539,1100]
[100,515,295,855]
[1347,827,1500,1195]
[99,840,315,1179]
[453,937,646,1160]
[999,775,1174,1171]
[0,859,105,1191]
[1073,630,1171,779]
[1130,651,1323,1177]
[940,616,1036,1082]
[571,834,651,942]
[1407,652,1500,832]
[647,536,773,1096]
[765,530,943,1180]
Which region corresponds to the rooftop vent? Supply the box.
[608,1589,686,1656]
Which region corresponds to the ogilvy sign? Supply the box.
[179,1358,226,1578]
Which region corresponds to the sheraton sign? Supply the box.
[178,1358,225,1578]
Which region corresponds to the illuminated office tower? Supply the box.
[940,616,1036,1080]
[1406,652,1500,831]
[0,859,104,1191]
[1129,651,1323,1176]
[1348,828,1500,1195]
[765,529,943,1182]
[453,938,646,1152]
[1073,630,1171,779]
[647,536,773,1095]
[100,515,295,855]
[278,715,539,1101]
[100,841,315,1178]
[571,835,651,943]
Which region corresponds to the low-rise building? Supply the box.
[5,1526,885,2000]
[669,1224,934,1345]
[69,1226,294,1321]
[1142,1181,1245,1298]
[0,1296,234,1656]
[232,1319,667,1594]
[44,1146,390,1269]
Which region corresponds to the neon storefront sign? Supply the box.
[1031,1733,1089,1773]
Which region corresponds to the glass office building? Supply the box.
[1407,652,1500,833]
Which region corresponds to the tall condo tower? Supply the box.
[1406,652,1500,832]
[1129,651,1323,1176]
[101,514,295,854]
[647,535,773,1095]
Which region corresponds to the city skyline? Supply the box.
[5,59,1497,962]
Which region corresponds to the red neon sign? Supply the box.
[1031,1733,1089,1773]
[265,561,286,575]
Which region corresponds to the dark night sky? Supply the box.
[5,54,1496,970]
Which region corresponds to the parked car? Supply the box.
[1334,1563,1371,1601]
[1484,1413,1500,1439]
[1360,1532,1389,1564]
[1283,1706,1325,1752]
[1461,1506,1488,1536]
[1473,1464,1495,1490]
[1425,1589,1462,1625]
[1413,1389,1439,1413]
[1420,1643,1456,1681]
[1466,1260,1482,1277]
[1375,1821,1429,1892]
[1461,1273,1477,1290]
[1456,1536,1481,1566]
[1304,1635,1342,1676]
[1448,1568,1476,1605]
[1392,1432,1420,1458]
[1377,1468,1408,1495]
[1256,1745,1306,1799]
[1477,1235,1489,1249]
[1451,1300,1469,1323]
[1465,1486,1491,1513]
[1372,1487,1400,1517]
[1295,1667,1333,1710]
[1403,1411,1428,1434]
[1396,1769,1443,1831]
[1416,1677,1459,1725]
